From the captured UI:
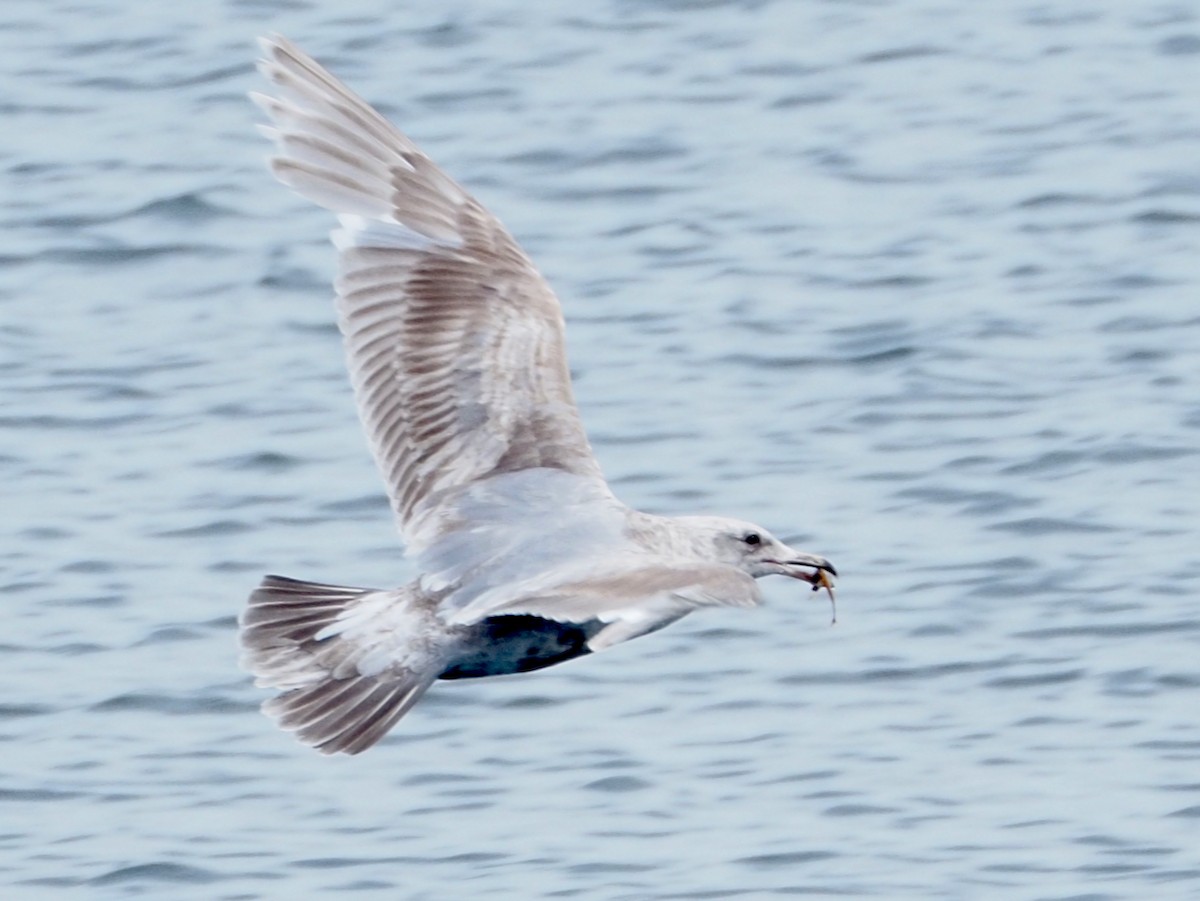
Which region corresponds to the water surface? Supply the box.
[2,1,1199,898]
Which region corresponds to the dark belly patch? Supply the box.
[438,615,602,680]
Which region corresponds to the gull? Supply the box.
[239,34,837,755]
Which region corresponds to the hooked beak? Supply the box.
[773,551,838,625]
[775,552,837,583]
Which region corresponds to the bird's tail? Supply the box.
[239,575,437,755]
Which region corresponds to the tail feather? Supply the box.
[264,672,435,755]
[239,574,439,754]
[338,680,432,755]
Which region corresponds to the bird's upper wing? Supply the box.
[254,35,608,546]
[447,559,763,651]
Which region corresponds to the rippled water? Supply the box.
[4,0,1199,897]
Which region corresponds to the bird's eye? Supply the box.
[743,532,762,546]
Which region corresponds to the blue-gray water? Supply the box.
[3,1,1199,898]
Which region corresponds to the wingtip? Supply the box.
[256,33,287,57]
[247,90,278,120]
[256,33,308,78]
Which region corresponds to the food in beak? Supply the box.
[812,568,837,625]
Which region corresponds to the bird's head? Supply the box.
[675,516,837,586]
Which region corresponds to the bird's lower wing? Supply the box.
[450,562,763,651]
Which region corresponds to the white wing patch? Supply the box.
[332,214,451,253]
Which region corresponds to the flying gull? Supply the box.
[239,35,837,755]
